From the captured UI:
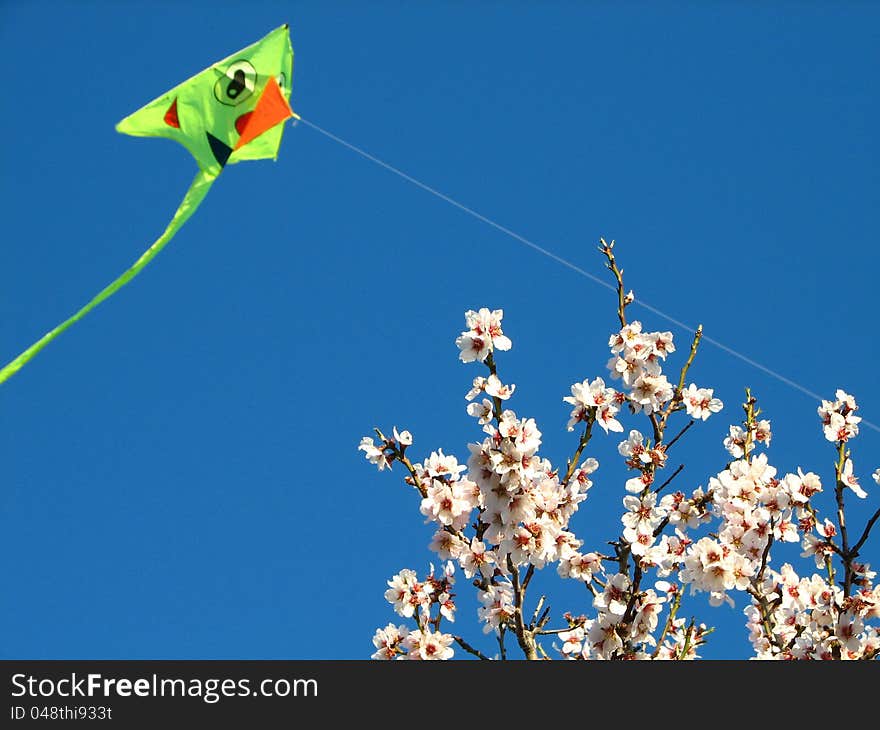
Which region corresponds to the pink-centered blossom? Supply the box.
[681,384,723,421]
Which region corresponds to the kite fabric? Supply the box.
[0,25,296,386]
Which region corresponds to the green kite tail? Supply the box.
[0,25,295,386]
[0,171,216,385]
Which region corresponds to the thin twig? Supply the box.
[599,238,627,328]
[621,565,644,629]
[653,464,685,496]
[453,635,491,660]
[665,420,696,452]
[851,506,880,557]
[522,563,536,591]
[563,414,596,485]
[397,453,427,498]
[530,595,546,629]
[652,516,671,539]
[484,351,505,420]
[660,327,703,432]
[536,605,552,631]
[757,523,775,583]
[834,442,853,596]
[536,626,581,636]
[677,620,696,660]
[651,586,683,658]
[676,326,703,398]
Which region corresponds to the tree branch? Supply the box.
[834,442,853,596]
[453,635,491,660]
[497,626,507,660]
[665,420,695,452]
[563,414,596,485]
[599,238,628,328]
[660,326,703,431]
[508,556,538,659]
[653,464,685,496]
[536,626,581,636]
[651,586,683,658]
[851,506,880,557]
[522,563,536,591]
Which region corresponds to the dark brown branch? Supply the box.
[649,412,662,447]
[665,420,696,452]
[497,626,507,661]
[453,635,491,660]
[834,443,854,596]
[652,516,671,539]
[484,351,505,420]
[621,564,644,630]
[522,563,536,591]
[536,605,552,631]
[756,523,775,583]
[653,464,685,496]
[536,626,581,636]
[851,506,880,558]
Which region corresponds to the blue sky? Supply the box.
[1,1,878,659]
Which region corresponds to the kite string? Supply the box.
[297,116,880,435]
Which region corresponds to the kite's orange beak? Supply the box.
[234,76,296,150]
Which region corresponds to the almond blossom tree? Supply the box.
[360,240,880,660]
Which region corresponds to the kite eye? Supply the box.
[214,60,257,106]
[276,72,286,93]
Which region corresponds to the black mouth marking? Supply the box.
[206,132,233,167]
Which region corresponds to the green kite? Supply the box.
[0,25,297,385]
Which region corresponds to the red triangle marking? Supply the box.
[164,98,180,129]
[235,111,253,136]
